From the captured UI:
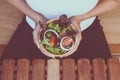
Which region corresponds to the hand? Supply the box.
[32,14,58,58]
[33,22,57,58]
[69,15,82,33]
[33,21,42,49]
[32,14,47,49]
[30,12,48,24]
[60,15,83,57]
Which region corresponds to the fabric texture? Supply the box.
[1,17,111,60]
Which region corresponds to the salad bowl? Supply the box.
[38,15,81,58]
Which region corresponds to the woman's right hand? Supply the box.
[32,12,48,25]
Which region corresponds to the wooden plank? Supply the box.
[47,59,60,80]
[62,59,76,80]
[109,44,120,54]
[92,58,107,80]
[98,6,120,44]
[0,59,2,79]
[107,58,120,80]
[16,59,30,80]
[0,44,6,57]
[77,58,91,80]
[1,59,15,80]
[32,59,45,80]
[0,0,24,44]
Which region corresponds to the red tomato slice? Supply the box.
[50,36,56,46]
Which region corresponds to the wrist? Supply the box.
[28,12,45,24]
[78,13,89,21]
[32,13,42,23]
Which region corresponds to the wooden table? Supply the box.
[0,58,120,80]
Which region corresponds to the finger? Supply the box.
[36,41,40,49]
[39,20,47,28]
[34,39,40,49]
[36,22,41,30]
[33,31,40,49]
[33,37,40,49]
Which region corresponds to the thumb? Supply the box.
[36,40,40,49]
[33,34,40,49]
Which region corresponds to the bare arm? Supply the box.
[78,0,119,20]
[5,0,47,23]
[69,0,119,56]
[5,0,48,53]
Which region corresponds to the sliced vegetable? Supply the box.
[49,36,56,46]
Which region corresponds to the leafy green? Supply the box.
[48,22,53,28]
[40,39,65,54]
[39,21,74,55]
[45,45,65,54]
[53,24,61,33]
[48,22,61,33]
[46,45,59,54]
[46,32,52,38]
[39,39,46,45]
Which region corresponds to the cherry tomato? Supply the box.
[50,36,56,46]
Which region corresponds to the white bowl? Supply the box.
[60,36,74,51]
[43,29,59,45]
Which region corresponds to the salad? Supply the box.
[39,15,78,55]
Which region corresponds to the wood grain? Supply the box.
[109,44,120,54]
[1,59,15,80]
[92,58,107,80]
[77,58,91,80]
[62,59,76,80]
[32,59,45,80]
[0,44,6,57]
[0,0,24,44]
[107,58,120,80]
[47,59,60,80]
[99,6,120,44]
[16,59,30,80]
[0,58,120,80]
